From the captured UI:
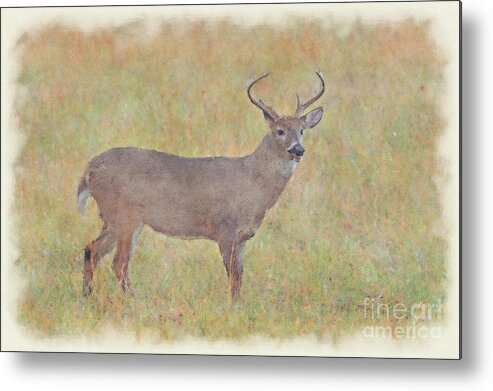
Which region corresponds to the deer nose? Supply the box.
[288,144,305,157]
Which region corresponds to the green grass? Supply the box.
[14,18,447,341]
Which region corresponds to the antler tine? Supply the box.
[247,73,279,121]
[295,71,325,116]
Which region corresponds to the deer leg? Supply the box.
[83,224,115,296]
[219,238,246,302]
[112,231,133,293]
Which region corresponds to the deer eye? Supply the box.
[277,129,285,136]
[300,129,304,135]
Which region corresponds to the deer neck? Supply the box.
[245,134,295,195]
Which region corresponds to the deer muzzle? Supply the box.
[288,143,305,162]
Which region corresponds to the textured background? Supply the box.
[13,17,446,341]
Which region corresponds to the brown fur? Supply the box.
[78,73,325,301]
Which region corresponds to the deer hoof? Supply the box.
[83,281,92,297]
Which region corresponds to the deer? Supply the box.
[77,71,325,301]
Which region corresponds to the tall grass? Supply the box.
[13,18,446,341]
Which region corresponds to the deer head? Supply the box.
[247,71,325,163]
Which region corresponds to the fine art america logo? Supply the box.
[361,298,444,339]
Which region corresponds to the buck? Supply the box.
[78,71,325,301]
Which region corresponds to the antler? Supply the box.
[294,71,325,116]
[247,73,280,121]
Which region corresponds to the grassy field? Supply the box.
[13,17,447,341]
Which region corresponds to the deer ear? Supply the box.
[301,107,323,129]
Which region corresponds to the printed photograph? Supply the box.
[0,1,460,358]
